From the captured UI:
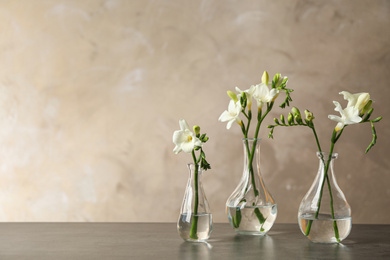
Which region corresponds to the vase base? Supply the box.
[183,238,209,243]
[235,230,268,236]
[298,213,352,243]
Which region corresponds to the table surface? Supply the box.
[0,223,389,260]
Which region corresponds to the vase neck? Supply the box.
[242,138,261,175]
[187,163,203,183]
[316,152,338,182]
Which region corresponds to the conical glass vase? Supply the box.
[177,163,213,242]
[298,152,352,243]
[226,138,277,235]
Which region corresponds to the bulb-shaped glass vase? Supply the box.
[177,163,213,242]
[298,152,352,243]
[226,138,277,235]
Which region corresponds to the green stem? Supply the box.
[304,129,340,242]
[247,105,273,196]
[235,105,273,230]
[311,125,323,153]
[189,151,199,239]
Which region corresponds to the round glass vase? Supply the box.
[298,152,352,243]
[226,138,277,235]
[177,163,213,242]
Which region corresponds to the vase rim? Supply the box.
[242,138,261,141]
[187,163,204,171]
[316,151,338,159]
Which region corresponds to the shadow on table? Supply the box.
[302,241,351,260]
[230,234,275,258]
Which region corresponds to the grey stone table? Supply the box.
[0,223,388,259]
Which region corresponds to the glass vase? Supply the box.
[298,152,352,243]
[177,163,213,242]
[226,138,277,235]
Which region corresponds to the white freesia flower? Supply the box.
[173,119,202,154]
[328,101,362,131]
[252,83,279,109]
[218,100,242,129]
[339,91,370,111]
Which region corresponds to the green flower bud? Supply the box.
[291,107,301,117]
[272,73,280,88]
[287,113,294,125]
[304,109,314,121]
[193,125,200,136]
[261,71,269,85]
[361,100,373,115]
[294,115,302,124]
[240,92,247,108]
[280,114,285,124]
[227,91,238,103]
[274,118,280,125]
[292,107,301,122]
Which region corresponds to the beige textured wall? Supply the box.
[0,0,389,223]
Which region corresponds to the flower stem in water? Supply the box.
[189,152,199,239]
[304,130,340,242]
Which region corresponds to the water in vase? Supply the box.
[227,205,277,235]
[177,213,213,242]
[299,213,352,243]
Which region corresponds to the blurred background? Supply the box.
[0,0,389,223]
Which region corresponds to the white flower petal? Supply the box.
[355,93,370,111]
[173,145,182,154]
[254,83,269,100]
[172,130,187,144]
[328,115,342,123]
[179,119,190,131]
[339,91,370,111]
[226,119,235,129]
[333,101,343,114]
[218,110,231,122]
[269,88,279,101]
[181,141,195,153]
[339,91,356,108]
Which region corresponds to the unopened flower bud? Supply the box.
[273,73,280,87]
[291,107,301,121]
[294,115,302,124]
[280,114,285,124]
[361,100,372,115]
[304,109,314,121]
[193,125,200,136]
[227,91,238,103]
[261,71,269,85]
[287,113,294,125]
